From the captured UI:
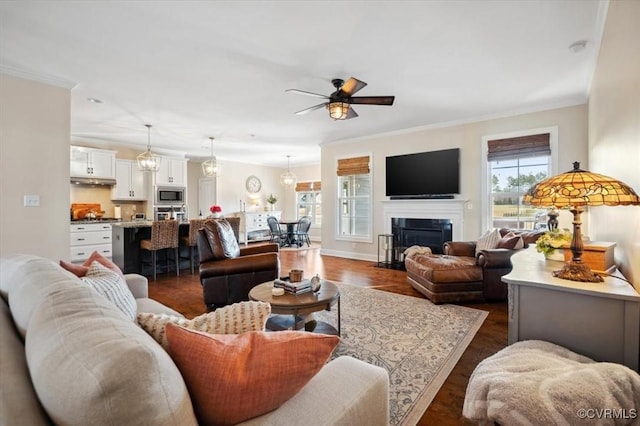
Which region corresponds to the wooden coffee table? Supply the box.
[249,280,340,335]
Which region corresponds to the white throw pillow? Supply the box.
[475,229,502,255]
[137,301,271,350]
[81,261,137,321]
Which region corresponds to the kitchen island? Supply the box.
[112,221,190,275]
[112,217,240,276]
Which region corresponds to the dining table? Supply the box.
[278,219,300,247]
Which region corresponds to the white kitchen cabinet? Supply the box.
[156,157,187,186]
[234,211,281,244]
[69,223,113,262]
[70,146,116,179]
[112,159,147,200]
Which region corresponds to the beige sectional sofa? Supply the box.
[0,254,389,425]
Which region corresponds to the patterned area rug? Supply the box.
[314,283,488,426]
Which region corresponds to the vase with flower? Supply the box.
[266,194,277,211]
[535,228,572,261]
[209,205,222,219]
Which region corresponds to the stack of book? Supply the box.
[273,278,312,295]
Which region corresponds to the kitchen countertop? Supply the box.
[70,219,122,224]
[112,220,190,228]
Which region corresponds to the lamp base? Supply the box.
[553,261,604,283]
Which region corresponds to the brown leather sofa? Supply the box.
[197,218,280,310]
[405,228,543,304]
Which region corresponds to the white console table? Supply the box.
[233,211,281,245]
[503,247,640,371]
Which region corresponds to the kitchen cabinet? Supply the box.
[70,223,113,263]
[112,222,190,274]
[70,146,116,179]
[156,157,187,186]
[112,159,147,200]
[234,211,281,244]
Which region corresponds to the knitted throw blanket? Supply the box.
[463,340,640,425]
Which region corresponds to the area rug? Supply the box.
[278,241,321,251]
[313,283,488,426]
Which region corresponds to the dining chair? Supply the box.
[293,216,312,247]
[267,216,287,247]
[140,220,179,280]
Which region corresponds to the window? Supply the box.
[336,155,372,241]
[295,181,321,225]
[486,132,554,230]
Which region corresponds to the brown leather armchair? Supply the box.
[197,219,280,311]
[405,228,544,303]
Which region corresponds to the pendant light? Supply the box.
[137,124,162,172]
[280,155,297,187]
[202,137,218,177]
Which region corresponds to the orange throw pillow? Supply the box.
[60,251,124,278]
[59,260,90,277]
[165,325,339,425]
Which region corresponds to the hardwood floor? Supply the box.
[148,245,508,425]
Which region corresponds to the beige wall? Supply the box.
[0,74,71,260]
[188,158,321,222]
[321,104,587,260]
[588,0,640,287]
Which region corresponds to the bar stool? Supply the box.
[180,218,209,274]
[140,220,179,281]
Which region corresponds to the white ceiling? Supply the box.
[0,1,606,167]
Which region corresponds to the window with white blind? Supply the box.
[482,128,558,231]
[336,155,372,242]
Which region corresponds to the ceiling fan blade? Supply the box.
[286,89,328,99]
[294,103,327,115]
[344,107,359,119]
[338,77,367,96]
[349,96,395,106]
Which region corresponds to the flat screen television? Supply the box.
[385,148,460,199]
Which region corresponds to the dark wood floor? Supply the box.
[148,245,508,425]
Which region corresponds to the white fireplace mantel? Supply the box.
[382,199,468,241]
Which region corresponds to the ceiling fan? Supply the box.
[286,77,395,120]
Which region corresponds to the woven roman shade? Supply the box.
[336,156,370,176]
[487,133,550,161]
[295,181,322,192]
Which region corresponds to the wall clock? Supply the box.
[245,175,262,193]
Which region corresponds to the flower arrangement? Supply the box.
[266,194,278,205]
[209,205,222,214]
[535,228,572,256]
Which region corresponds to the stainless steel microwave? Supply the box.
[155,186,186,205]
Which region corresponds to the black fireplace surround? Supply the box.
[391,218,452,255]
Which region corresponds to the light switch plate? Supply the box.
[24,194,40,207]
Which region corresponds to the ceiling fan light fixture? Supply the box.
[328,101,350,120]
[202,136,218,177]
[280,155,297,187]
[137,124,162,172]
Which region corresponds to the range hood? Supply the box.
[70,176,117,186]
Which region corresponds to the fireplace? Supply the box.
[381,199,467,262]
[392,218,452,255]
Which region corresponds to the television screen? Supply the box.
[385,148,460,198]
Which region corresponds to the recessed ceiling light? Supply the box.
[568,40,588,53]
[87,97,103,104]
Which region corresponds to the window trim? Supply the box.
[335,153,373,243]
[480,126,558,232]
